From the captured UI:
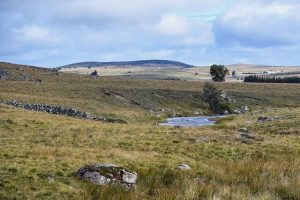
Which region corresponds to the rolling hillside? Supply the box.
[60,60,194,69]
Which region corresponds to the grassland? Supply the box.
[60,64,300,81]
[0,62,300,199]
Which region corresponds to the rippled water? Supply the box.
[160,115,226,127]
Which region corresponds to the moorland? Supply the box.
[0,61,299,199]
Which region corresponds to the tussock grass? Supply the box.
[0,104,299,199]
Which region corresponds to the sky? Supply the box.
[0,0,300,67]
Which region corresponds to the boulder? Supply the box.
[233,106,249,115]
[178,163,191,170]
[223,110,230,115]
[241,106,249,112]
[236,127,264,144]
[76,164,137,189]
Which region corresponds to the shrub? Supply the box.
[202,83,231,114]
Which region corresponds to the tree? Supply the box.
[202,83,231,114]
[210,64,229,82]
[232,71,236,76]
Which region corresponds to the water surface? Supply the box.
[160,115,226,127]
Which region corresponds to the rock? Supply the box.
[241,106,249,112]
[178,163,191,170]
[76,164,137,189]
[225,96,236,103]
[237,138,254,144]
[238,127,249,133]
[194,111,203,115]
[220,91,227,99]
[0,69,9,80]
[194,177,206,185]
[21,73,31,81]
[257,116,283,123]
[223,110,229,115]
[233,106,249,115]
[195,136,210,143]
[236,128,254,144]
[47,175,54,182]
[238,128,255,139]
[233,109,241,115]
[16,66,24,71]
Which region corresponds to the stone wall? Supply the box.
[1,99,124,123]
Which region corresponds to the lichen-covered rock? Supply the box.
[76,164,137,189]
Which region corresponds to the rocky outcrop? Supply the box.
[235,128,264,144]
[233,106,249,114]
[76,164,137,189]
[1,99,125,123]
[0,68,9,80]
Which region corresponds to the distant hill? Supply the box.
[59,60,194,69]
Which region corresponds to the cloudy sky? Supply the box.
[1,0,300,67]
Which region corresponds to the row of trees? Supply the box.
[244,75,300,83]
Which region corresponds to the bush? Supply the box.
[202,83,231,114]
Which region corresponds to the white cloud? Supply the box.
[214,0,300,47]
[13,25,61,46]
[155,14,190,36]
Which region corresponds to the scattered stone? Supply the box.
[76,164,137,189]
[220,91,227,99]
[16,66,24,71]
[242,106,249,112]
[21,73,32,81]
[47,175,54,182]
[220,91,236,103]
[194,111,203,115]
[236,127,263,144]
[257,116,283,123]
[279,130,300,135]
[194,177,206,185]
[195,136,210,143]
[178,163,191,170]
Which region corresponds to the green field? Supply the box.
[0,62,300,199]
